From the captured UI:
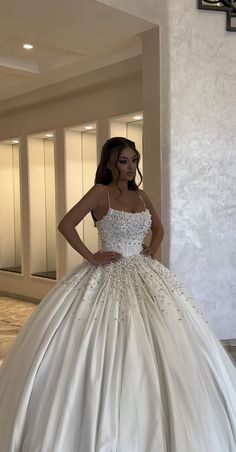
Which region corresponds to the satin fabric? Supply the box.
[0,255,235,451]
[0,205,236,451]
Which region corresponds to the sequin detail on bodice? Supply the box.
[96,208,152,257]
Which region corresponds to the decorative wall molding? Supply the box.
[198,0,236,31]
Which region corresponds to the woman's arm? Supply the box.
[138,189,164,257]
[58,184,121,265]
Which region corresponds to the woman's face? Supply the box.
[108,147,138,182]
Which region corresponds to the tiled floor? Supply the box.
[0,296,235,365]
[0,296,37,361]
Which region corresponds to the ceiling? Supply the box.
[0,0,155,103]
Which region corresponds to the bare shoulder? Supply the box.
[87,183,106,202]
[58,183,106,228]
[92,183,109,211]
[93,183,106,195]
[137,188,150,204]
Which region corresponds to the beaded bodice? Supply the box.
[96,207,152,257]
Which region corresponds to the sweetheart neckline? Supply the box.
[95,207,150,224]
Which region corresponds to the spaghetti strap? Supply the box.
[136,190,146,209]
[105,185,111,209]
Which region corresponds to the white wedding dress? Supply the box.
[0,189,236,452]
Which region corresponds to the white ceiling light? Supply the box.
[85,125,94,130]
[133,115,143,120]
[23,43,34,50]
[45,133,54,138]
[12,140,19,144]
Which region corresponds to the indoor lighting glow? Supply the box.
[85,125,94,130]
[12,140,19,144]
[133,115,143,120]
[23,43,34,50]
[45,133,54,138]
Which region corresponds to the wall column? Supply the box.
[140,26,161,260]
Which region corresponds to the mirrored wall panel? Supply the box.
[28,132,56,279]
[110,112,143,187]
[0,139,22,273]
[65,123,98,271]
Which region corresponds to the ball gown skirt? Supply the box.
[0,207,235,452]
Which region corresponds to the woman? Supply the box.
[0,137,235,451]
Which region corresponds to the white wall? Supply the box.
[28,138,56,274]
[13,145,21,266]
[95,0,236,339]
[44,139,56,271]
[0,143,21,269]
[65,130,98,271]
[126,122,143,181]
[166,0,236,339]
[82,132,98,254]
[65,130,84,269]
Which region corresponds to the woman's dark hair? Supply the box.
[92,136,143,222]
[95,137,142,188]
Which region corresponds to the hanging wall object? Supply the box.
[198,1,236,31]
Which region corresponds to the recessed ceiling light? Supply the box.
[45,133,54,138]
[85,125,94,130]
[133,115,143,120]
[12,140,19,144]
[23,43,34,50]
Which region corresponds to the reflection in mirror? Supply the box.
[0,139,22,273]
[28,132,56,279]
[110,112,143,188]
[64,123,98,271]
